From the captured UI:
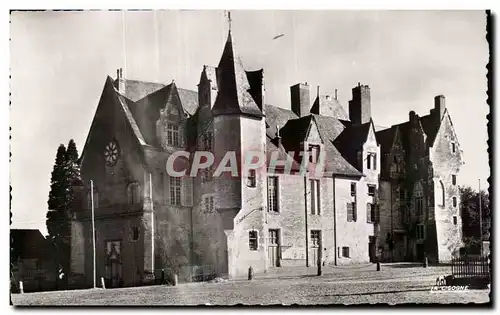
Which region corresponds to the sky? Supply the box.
[10,10,489,235]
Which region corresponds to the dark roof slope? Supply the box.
[333,120,371,171]
[212,31,263,117]
[10,229,48,260]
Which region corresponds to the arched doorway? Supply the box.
[105,240,122,288]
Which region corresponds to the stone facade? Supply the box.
[70,29,464,286]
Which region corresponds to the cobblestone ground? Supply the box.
[12,265,490,306]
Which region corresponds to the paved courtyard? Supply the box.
[12,264,491,306]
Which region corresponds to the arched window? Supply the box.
[87,187,99,210]
[437,180,445,207]
[414,182,424,216]
[127,182,141,205]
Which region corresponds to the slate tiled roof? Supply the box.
[332,120,371,171]
[116,79,166,102]
[264,105,363,177]
[310,95,349,120]
[112,78,199,147]
[212,31,263,118]
[177,88,199,116]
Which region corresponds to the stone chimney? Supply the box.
[434,95,446,120]
[290,82,310,117]
[348,82,371,124]
[116,68,125,92]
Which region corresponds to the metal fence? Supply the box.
[451,255,490,279]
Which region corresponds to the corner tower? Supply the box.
[212,29,267,278]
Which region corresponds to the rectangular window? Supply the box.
[342,246,350,258]
[249,231,258,251]
[269,229,279,245]
[452,142,456,153]
[311,230,321,247]
[167,124,180,147]
[267,176,279,212]
[452,175,457,186]
[453,216,457,225]
[399,188,406,201]
[310,179,321,215]
[416,224,425,239]
[203,195,214,213]
[247,169,256,188]
[170,177,182,206]
[367,203,376,223]
[366,153,377,170]
[368,185,376,197]
[453,197,457,208]
[308,144,321,164]
[347,202,357,222]
[415,196,423,216]
[132,227,139,241]
[351,182,357,197]
[201,167,212,183]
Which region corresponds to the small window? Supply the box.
[350,182,357,197]
[132,227,139,241]
[399,188,406,201]
[347,202,357,222]
[368,185,376,197]
[438,180,445,207]
[416,224,425,239]
[367,203,376,223]
[201,167,213,183]
[311,230,321,247]
[127,182,141,205]
[203,195,214,213]
[453,216,457,225]
[170,177,182,206]
[310,179,321,215]
[249,231,258,251]
[308,144,321,164]
[452,175,457,186]
[342,246,350,258]
[453,197,457,208]
[367,153,377,170]
[267,176,279,212]
[247,169,256,188]
[167,124,180,147]
[452,142,456,153]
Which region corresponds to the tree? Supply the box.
[460,185,491,251]
[46,140,82,287]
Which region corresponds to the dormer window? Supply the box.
[167,124,180,147]
[308,144,321,164]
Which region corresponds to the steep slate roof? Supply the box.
[116,79,166,102]
[265,105,362,177]
[333,120,371,171]
[177,88,199,116]
[375,112,440,160]
[212,31,263,117]
[113,79,199,147]
[310,95,349,120]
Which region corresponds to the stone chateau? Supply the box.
[70,28,464,287]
